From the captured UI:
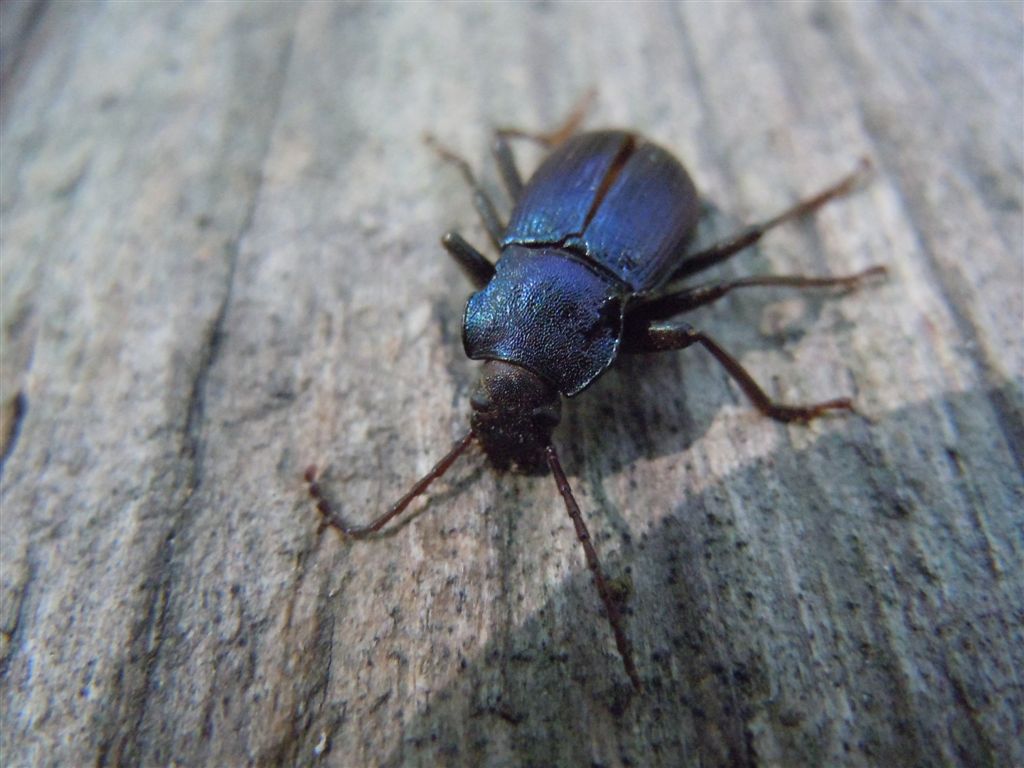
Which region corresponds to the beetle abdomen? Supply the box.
[462,245,625,396]
[503,130,699,292]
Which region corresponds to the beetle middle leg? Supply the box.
[621,319,856,422]
[441,231,494,288]
[667,158,873,284]
[635,265,887,320]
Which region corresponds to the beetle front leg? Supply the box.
[441,231,495,288]
[622,319,856,423]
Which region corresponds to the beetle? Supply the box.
[305,95,885,692]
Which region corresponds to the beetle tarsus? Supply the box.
[496,88,597,149]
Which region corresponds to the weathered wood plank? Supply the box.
[1,2,1020,766]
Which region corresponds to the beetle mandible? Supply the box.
[305,94,885,692]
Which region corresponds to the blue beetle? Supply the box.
[307,99,884,691]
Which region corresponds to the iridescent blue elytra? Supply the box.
[463,130,699,396]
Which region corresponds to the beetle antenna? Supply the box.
[306,431,476,538]
[545,443,641,692]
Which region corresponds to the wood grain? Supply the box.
[2,3,1020,766]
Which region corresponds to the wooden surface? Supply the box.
[1,3,1021,766]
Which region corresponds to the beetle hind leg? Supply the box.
[491,132,524,202]
[492,89,598,201]
[424,134,506,248]
[667,158,873,284]
[495,88,596,149]
[622,319,859,423]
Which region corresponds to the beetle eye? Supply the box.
[532,403,561,429]
[470,392,492,412]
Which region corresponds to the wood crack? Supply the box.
[94,18,301,765]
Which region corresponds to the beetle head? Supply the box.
[470,360,561,472]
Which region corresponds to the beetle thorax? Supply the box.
[470,360,561,472]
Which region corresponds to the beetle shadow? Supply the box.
[557,275,877,483]
[343,384,1021,768]
[568,192,888,476]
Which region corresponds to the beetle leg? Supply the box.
[495,87,596,149]
[546,443,642,692]
[631,266,887,321]
[666,158,873,284]
[491,131,523,201]
[441,231,495,288]
[424,134,505,248]
[305,432,476,538]
[491,90,597,201]
[621,319,857,423]
[491,89,597,202]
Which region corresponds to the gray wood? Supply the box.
[1,2,1021,766]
